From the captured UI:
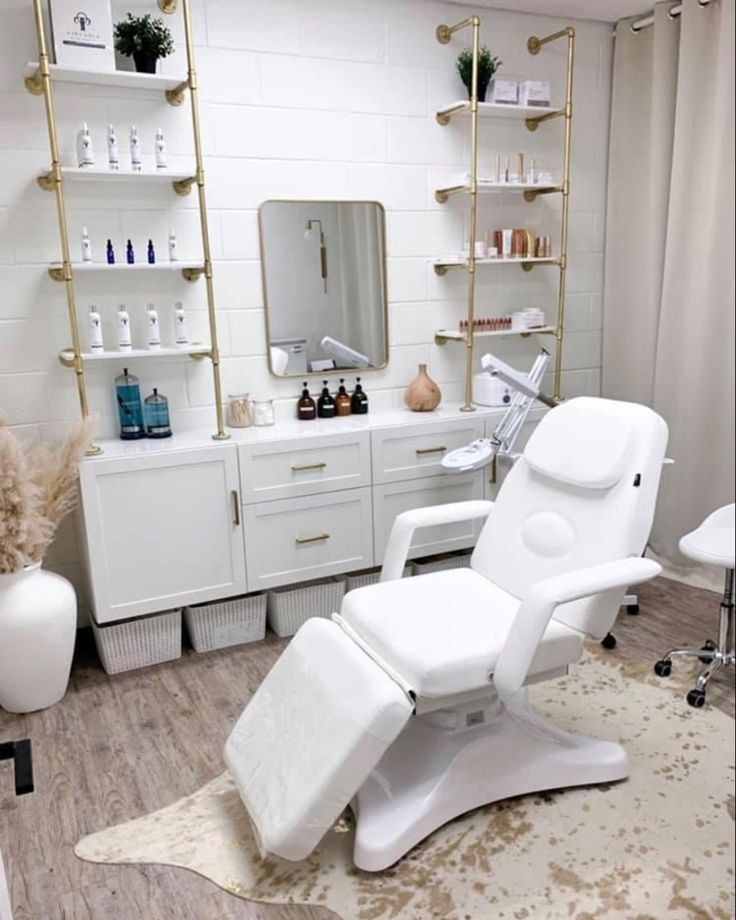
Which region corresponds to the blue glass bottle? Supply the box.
[147,239,156,264]
[115,368,145,440]
[144,388,172,438]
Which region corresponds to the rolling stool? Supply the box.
[654,504,735,707]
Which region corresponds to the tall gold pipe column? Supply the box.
[181,0,229,440]
[30,0,101,454]
[528,26,575,401]
[437,16,481,413]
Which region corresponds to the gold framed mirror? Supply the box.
[259,200,389,377]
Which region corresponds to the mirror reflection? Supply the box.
[259,200,388,377]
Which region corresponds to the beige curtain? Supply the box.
[603,0,735,571]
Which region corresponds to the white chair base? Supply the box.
[654,569,735,707]
[352,689,629,871]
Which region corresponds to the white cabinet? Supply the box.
[238,431,370,503]
[243,488,373,590]
[373,472,485,561]
[79,444,246,623]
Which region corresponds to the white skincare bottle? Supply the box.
[130,126,142,172]
[76,123,94,168]
[81,227,92,263]
[173,301,189,347]
[146,303,161,350]
[117,304,132,352]
[88,304,104,352]
[107,124,119,170]
[155,127,168,169]
[168,230,177,262]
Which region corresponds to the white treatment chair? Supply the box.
[225,397,669,872]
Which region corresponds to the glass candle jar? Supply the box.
[227,393,252,428]
[251,398,275,427]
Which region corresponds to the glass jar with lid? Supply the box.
[251,398,275,427]
[227,393,252,428]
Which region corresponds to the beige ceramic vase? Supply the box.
[404,364,442,412]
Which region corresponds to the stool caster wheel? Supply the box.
[686,688,706,708]
[699,640,717,663]
[626,603,640,615]
[654,659,672,677]
[601,633,617,650]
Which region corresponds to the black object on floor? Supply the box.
[0,739,34,795]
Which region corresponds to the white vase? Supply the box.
[0,564,76,713]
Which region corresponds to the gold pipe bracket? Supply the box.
[521,262,535,272]
[165,80,189,107]
[173,176,196,196]
[58,348,76,368]
[37,171,56,192]
[48,266,66,282]
[24,70,44,95]
[433,264,449,276]
[528,26,575,55]
[157,0,178,12]
[187,350,211,361]
[212,431,231,441]
[181,266,204,282]
[436,24,453,44]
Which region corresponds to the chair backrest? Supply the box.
[471,397,668,638]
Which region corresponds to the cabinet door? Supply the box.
[371,418,485,484]
[373,472,484,562]
[244,488,373,591]
[79,445,246,623]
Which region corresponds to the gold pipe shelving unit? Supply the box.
[26,0,228,451]
[434,21,575,407]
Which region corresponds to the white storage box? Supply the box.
[411,552,472,576]
[345,566,412,591]
[267,577,346,638]
[92,609,181,675]
[519,80,551,107]
[490,78,518,105]
[185,594,266,653]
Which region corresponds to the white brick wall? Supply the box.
[0,0,613,620]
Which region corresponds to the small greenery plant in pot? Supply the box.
[456,47,502,102]
[114,13,175,74]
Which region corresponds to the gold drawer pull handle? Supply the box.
[231,490,240,526]
[295,533,331,545]
[415,446,447,455]
[291,462,328,472]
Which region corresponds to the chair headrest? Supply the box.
[524,399,635,489]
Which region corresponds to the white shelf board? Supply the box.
[54,166,193,183]
[54,262,203,274]
[436,326,555,341]
[434,255,558,268]
[61,345,210,363]
[26,62,186,93]
[437,100,561,121]
[436,181,560,196]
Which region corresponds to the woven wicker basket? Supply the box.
[184,594,266,653]
[411,552,472,576]
[267,577,346,638]
[345,566,412,591]
[92,609,182,675]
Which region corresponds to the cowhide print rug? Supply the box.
[76,647,735,920]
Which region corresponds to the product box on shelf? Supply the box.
[48,0,115,70]
[490,78,518,105]
[519,80,551,107]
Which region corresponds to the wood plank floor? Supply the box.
[0,576,733,920]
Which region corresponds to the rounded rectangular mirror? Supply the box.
[259,200,389,377]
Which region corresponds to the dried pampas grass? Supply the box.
[0,417,95,574]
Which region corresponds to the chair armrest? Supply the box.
[380,500,494,582]
[493,557,662,702]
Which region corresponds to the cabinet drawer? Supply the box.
[371,418,485,484]
[244,488,373,590]
[238,432,371,503]
[373,472,484,562]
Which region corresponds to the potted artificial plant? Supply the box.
[0,418,94,713]
[114,13,175,74]
[456,47,502,102]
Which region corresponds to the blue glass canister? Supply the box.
[114,368,145,440]
[144,388,172,438]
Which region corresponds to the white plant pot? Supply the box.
[0,564,77,713]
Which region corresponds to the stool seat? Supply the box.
[679,503,735,569]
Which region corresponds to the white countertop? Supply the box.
[84,403,546,461]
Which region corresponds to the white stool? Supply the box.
[654,504,735,707]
